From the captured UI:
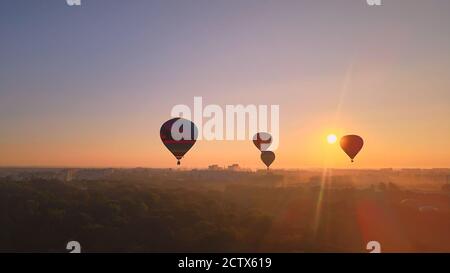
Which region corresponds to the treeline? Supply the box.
[0,178,449,252]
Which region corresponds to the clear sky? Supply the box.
[1,0,449,169]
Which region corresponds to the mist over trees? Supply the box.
[0,169,449,252]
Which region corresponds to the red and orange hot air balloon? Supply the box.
[340,135,364,163]
[160,118,198,165]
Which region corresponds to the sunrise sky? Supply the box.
[1,0,449,169]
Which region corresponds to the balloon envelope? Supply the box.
[260,151,275,169]
[160,118,198,165]
[253,132,272,151]
[340,135,364,162]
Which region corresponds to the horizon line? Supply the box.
[1,165,449,171]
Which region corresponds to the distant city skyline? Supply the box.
[1,1,450,169]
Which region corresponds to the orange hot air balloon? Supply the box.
[340,135,364,162]
[160,118,198,165]
[260,151,275,170]
[253,132,272,151]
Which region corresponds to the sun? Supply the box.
[327,134,337,144]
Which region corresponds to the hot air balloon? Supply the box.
[340,135,364,162]
[260,151,275,170]
[160,118,198,165]
[253,132,272,151]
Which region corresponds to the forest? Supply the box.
[0,171,449,253]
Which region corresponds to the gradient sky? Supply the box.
[1,0,450,169]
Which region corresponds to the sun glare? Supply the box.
[327,134,337,144]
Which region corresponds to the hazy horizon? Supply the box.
[0,165,449,171]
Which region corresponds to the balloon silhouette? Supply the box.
[253,132,272,151]
[260,151,275,170]
[160,118,198,165]
[340,135,364,162]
